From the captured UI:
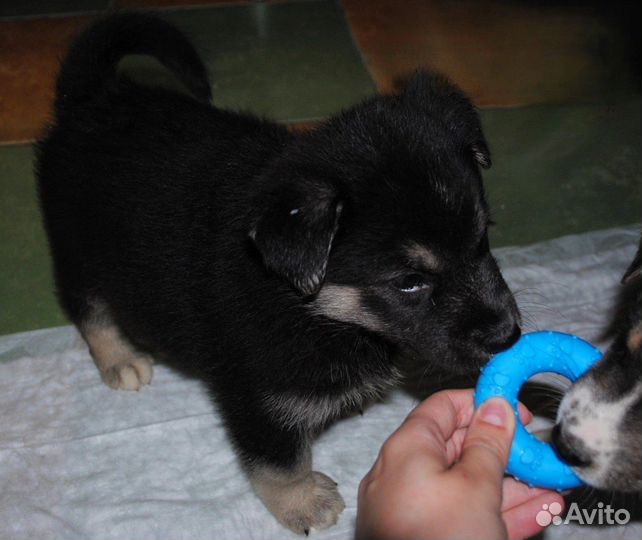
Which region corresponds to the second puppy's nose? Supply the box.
[551,424,591,467]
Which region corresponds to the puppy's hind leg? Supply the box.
[80,301,153,391]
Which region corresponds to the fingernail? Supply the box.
[479,398,509,428]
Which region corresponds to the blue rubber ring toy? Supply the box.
[474,331,602,491]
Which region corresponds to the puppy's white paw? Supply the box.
[284,471,344,534]
[82,319,154,391]
[256,470,345,535]
[99,356,153,391]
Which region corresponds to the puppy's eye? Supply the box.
[395,274,432,293]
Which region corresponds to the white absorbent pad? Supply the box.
[1,226,640,540]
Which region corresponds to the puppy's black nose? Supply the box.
[551,424,591,467]
[481,322,521,355]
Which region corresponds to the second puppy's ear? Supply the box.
[249,179,343,296]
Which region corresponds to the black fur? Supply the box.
[37,12,521,520]
[55,12,211,116]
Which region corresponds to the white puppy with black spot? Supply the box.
[553,239,642,492]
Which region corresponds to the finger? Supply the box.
[444,403,532,465]
[453,397,516,500]
[517,402,532,426]
[445,427,468,465]
[387,389,477,473]
[409,390,531,435]
[379,417,451,474]
[406,389,475,439]
[503,491,565,540]
[500,477,554,511]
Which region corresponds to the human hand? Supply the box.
[356,389,565,540]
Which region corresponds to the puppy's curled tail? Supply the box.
[54,12,212,116]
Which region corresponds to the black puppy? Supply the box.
[554,237,641,491]
[37,13,520,533]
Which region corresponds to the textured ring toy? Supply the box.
[474,331,602,490]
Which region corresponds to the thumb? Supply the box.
[454,397,516,495]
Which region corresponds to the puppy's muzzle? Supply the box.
[481,321,521,355]
[473,310,521,355]
[551,423,592,468]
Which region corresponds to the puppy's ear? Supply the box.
[401,70,492,169]
[249,180,343,296]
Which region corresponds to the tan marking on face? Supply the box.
[627,321,642,353]
[249,451,345,534]
[405,243,442,272]
[311,284,385,332]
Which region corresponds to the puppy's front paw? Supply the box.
[283,471,345,534]
[255,470,345,535]
[99,356,153,391]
